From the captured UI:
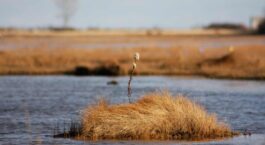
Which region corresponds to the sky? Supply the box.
[0,0,264,29]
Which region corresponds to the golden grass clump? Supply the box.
[81,92,237,140]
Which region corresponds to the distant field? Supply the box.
[0,28,250,37]
[0,31,265,79]
[1,32,264,50]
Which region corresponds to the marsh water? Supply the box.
[0,76,265,145]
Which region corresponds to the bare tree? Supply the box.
[54,0,78,28]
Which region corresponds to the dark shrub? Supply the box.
[66,64,122,76]
[72,66,92,76]
[93,64,121,76]
[257,20,265,34]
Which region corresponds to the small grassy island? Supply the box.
[55,92,238,141]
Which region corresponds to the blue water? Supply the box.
[0,76,265,145]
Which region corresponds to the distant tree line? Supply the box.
[204,23,247,30]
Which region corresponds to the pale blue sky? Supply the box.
[0,0,264,28]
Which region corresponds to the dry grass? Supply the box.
[1,45,265,79]
[80,92,237,140]
[1,34,265,79]
[0,28,248,37]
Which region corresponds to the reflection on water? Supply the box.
[0,76,265,145]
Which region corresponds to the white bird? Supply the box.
[134,52,140,61]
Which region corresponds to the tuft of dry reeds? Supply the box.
[81,92,238,140]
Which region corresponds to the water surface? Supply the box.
[0,76,265,145]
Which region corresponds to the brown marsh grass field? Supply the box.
[0,32,265,79]
[79,92,237,140]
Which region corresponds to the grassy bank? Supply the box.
[0,45,265,79]
[61,92,237,140]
